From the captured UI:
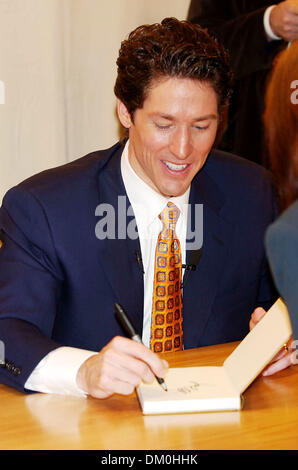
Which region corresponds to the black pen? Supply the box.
[114,302,167,392]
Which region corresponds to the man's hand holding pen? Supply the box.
[76,336,168,399]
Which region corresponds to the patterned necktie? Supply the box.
[150,202,183,353]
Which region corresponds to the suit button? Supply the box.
[6,362,13,371]
[12,367,21,376]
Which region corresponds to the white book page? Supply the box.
[136,366,240,415]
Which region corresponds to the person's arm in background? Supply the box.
[269,1,298,42]
[187,1,287,80]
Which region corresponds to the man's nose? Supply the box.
[169,127,192,160]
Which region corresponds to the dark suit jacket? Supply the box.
[265,201,298,341]
[0,142,277,392]
[187,0,285,165]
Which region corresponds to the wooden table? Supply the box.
[0,341,297,450]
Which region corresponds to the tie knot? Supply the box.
[159,202,180,236]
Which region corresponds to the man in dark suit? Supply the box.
[0,18,278,399]
[187,0,298,165]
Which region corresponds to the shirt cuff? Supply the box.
[24,346,97,397]
[264,6,282,41]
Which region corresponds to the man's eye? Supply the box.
[155,123,171,129]
[194,124,210,130]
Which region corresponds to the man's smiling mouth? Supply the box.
[163,161,189,172]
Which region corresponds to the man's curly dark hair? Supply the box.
[114,17,233,121]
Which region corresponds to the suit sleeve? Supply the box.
[187,0,283,79]
[265,210,298,341]
[0,185,64,392]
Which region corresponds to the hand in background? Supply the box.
[270,0,298,42]
[250,307,296,376]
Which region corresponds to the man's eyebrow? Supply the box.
[152,113,218,121]
[194,114,218,121]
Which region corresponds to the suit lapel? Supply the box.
[96,145,144,334]
[183,163,234,348]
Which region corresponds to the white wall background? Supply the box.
[0,0,190,200]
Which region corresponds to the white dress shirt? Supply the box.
[25,140,190,396]
[263,5,283,41]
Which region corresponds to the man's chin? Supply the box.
[158,185,188,198]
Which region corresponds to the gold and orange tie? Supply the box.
[150,202,183,353]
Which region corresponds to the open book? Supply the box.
[136,298,292,414]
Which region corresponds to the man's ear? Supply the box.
[117,99,133,129]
